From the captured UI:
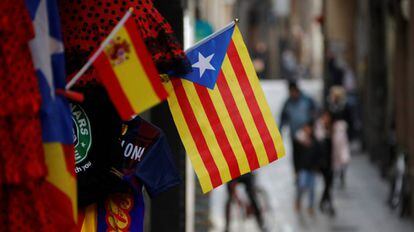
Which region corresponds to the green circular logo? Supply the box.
[71,103,92,164]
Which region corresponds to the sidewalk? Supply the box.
[210,146,414,232]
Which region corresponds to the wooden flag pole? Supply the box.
[65,8,134,90]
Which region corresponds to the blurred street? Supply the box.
[209,80,414,232]
[211,146,414,232]
[183,1,414,231]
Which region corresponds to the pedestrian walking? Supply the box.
[294,121,321,215]
[315,110,336,216]
[224,173,266,232]
[328,86,351,188]
[280,81,317,175]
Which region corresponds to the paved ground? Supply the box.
[209,139,414,232]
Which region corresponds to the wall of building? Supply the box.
[324,0,357,70]
[408,0,414,219]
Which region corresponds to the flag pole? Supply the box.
[65,8,134,90]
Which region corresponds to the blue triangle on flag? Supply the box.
[182,23,235,89]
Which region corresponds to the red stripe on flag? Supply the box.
[62,144,76,178]
[172,79,222,187]
[216,71,260,170]
[41,181,77,229]
[194,84,241,179]
[124,19,167,100]
[227,40,278,162]
[94,53,135,120]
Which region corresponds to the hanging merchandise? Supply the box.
[71,87,180,231]
[56,2,186,230]
[70,85,125,208]
[59,0,191,87]
[0,0,76,231]
[26,0,78,230]
[0,0,44,186]
[66,9,168,120]
[0,0,46,230]
[166,22,286,193]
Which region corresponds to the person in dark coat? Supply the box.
[294,121,321,215]
[315,110,336,216]
[280,81,316,174]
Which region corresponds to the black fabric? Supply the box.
[72,84,126,207]
[318,138,332,170]
[320,168,334,208]
[327,58,344,86]
[329,102,354,139]
[296,137,322,171]
[292,138,301,173]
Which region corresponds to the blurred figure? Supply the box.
[332,120,350,188]
[315,110,336,216]
[280,81,316,174]
[328,86,351,188]
[294,121,321,215]
[195,7,213,42]
[251,42,268,79]
[281,49,298,80]
[224,173,265,232]
[327,52,344,87]
[343,63,357,94]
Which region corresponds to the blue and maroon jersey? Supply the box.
[96,190,145,232]
[97,116,181,232]
[74,113,181,232]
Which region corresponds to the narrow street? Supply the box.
[209,80,414,232]
[210,142,414,232]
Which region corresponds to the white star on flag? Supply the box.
[29,0,64,99]
[192,52,215,78]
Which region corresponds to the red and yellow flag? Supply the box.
[167,24,285,193]
[41,144,77,225]
[93,14,167,120]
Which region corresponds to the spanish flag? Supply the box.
[167,23,285,193]
[93,9,168,120]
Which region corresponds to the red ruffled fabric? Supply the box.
[59,0,190,87]
[0,0,50,231]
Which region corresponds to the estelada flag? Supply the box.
[93,9,168,120]
[167,22,285,193]
[26,0,77,229]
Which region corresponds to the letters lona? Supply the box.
[121,140,145,161]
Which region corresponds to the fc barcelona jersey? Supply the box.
[71,86,181,231]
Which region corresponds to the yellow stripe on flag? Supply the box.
[109,27,160,113]
[182,82,232,183]
[44,143,77,221]
[231,27,286,158]
[165,81,214,192]
[221,56,270,166]
[208,86,251,174]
